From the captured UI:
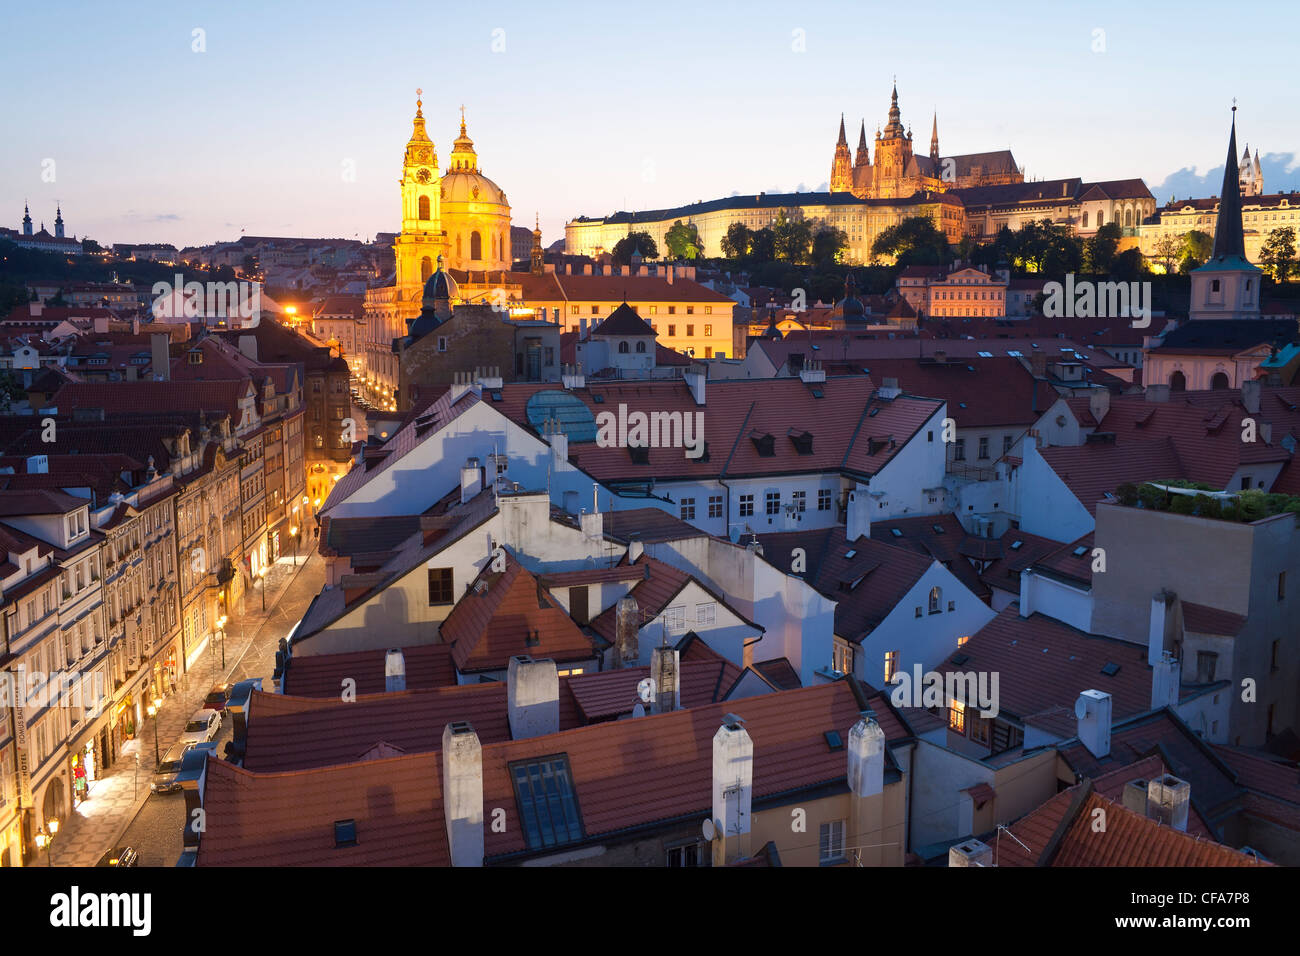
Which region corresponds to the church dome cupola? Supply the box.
[404,89,437,170]
[449,107,478,173]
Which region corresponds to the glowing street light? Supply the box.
[147,699,162,768]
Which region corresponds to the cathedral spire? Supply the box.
[930,112,940,164]
[856,120,870,166]
[884,79,904,138]
[22,201,32,236]
[837,114,847,146]
[54,203,64,239]
[1211,105,1246,260]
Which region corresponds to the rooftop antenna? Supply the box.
[994,823,1031,866]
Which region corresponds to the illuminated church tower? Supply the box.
[393,91,447,292]
[829,115,854,194]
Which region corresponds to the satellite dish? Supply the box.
[636,677,656,703]
[702,818,717,842]
[1074,696,1089,720]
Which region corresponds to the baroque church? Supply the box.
[830,83,1023,199]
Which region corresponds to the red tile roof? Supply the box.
[587,555,694,644]
[1038,439,1185,515]
[758,527,936,643]
[49,380,253,420]
[858,356,1057,428]
[870,513,991,601]
[565,659,743,721]
[281,643,457,697]
[442,555,596,672]
[753,658,802,691]
[1181,601,1248,636]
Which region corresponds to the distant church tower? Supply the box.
[54,204,64,239]
[855,121,871,167]
[929,113,940,165]
[21,202,32,237]
[871,83,915,199]
[1189,107,1261,321]
[829,115,853,193]
[1239,144,1263,196]
[530,214,544,275]
[393,91,447,292]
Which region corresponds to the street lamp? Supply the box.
[35,818,58,867]
[218,615,228,668]
[289,525,299,567]
[147,699,161,769]
[259,567,267,612]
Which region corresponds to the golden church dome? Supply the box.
[440,170,508,207]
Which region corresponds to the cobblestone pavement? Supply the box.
[50,550,324,867]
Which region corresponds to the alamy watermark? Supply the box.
[0,667,107,710]
[595,404,705,459]
[889,664,1000,719]
[1042,274,1150,328]
[151,273,261,326]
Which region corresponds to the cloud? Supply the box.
[1150,151,1300,202]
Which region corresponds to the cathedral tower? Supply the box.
[394,91,447,290]
[930,113,940,165]
[830,115,853,193]
[855,121,871,167]
[871,82,914,198]
[54,204,64,239]
[21,202,32,237]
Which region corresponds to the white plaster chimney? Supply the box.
[460,457,482,504]
[1241,378,1261,415]
[684,364,706,405]
[1089,388,1110,425]
[1148,590,1180,666]
[441,722,484,867]
[613,595,639,668]
[1075,689,1112,759]
[846,489,869,542]
[711,715,753,865]
[507,656,559,740]
[1018,568,1035,618]
[847,716,886,799]
[1151,650,1180,710]
[650,646,679,714]
[1122,778,1149,816]
[384,648,406,693]
[627,538,644,563]
[1147,774,1191,832]
[948,838,993,867]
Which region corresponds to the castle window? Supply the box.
[635,341,646,353]
[618,342,629,354]
[470,231,482,260]
[418,196,430,221]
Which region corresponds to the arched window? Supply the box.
[1211,371,1230,389]
[1170,370,1187,391]
[929,586,942,614]
[618,341,629,354]
[1097,211,1105,226]
[1125,208,1133,228]
[491,233,497,259]
[420,257,432,282]
[502,232,509,262]
[456,235,462,259]
[418,195,430,221]
[635,341,647,353]
[470,231,482,260]
[1082,211,1089,228]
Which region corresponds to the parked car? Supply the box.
[204,683,231,714]
[96,846,139,867]
[180,708,222,746]
[151,741,198,794]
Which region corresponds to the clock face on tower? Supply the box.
[415,168,432,184]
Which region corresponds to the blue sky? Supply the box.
[3,0,1297,248]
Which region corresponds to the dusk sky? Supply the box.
[4,0,1297,249]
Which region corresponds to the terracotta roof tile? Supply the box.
[281,643,457,697]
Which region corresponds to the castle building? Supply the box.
[9,202,82,255]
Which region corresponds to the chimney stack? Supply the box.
[1151,650,1180,710]
[846,489,869,542]
[1122,778,1149,816]
[441,722,485,866]
[650,646,679,713]
[613,595,639,667]
[384,648,406,693]
[1147,774,1191,832]
[847,716,886,799]
[710,715,753,866]
[1148,590,1181,666]
[1075,690,1112,758]
[151,331,170,381]
[1088,388,1110,425]
[460,457,482,504]
[1145,383,1170,403]
[948,838,993,867]
[1241,378,1261,414]
[506,656,560,740]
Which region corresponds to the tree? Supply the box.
[1111,247,1148,282]
[1083,221,1122,274]
[612,231,658,264]
[870,216,950,266]
[1151,233,1183,274]
[810,227,848,269]
[0,370,23,414]
[772,211,813,264]
[0,283,28,316]
[1178,230,1213,272]
[663,220,703,260]
[720,221,753,260]
[1260,226,1297,282]
[749,227,776,262]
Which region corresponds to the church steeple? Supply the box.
[1211,107,1246,260]
[21,201,32,236]
[855,120,870,166]
[450,106,479,173]
[54,203,64,239]
[883,80,904,138]
[531,213,544,275]
[830,113,853,193]
[930,112,940,164]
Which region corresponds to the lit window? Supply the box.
[884,650,899,684]
[948,699,966,734]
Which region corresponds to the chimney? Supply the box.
[650,646,679,713]
[26,455,48,475]
[948,838,993,867]
[384,648,406,693]
[847,716,886,799]
[441,722,485,866]
[685,364,706,405]
[1151,650,1180,710]
[1148,589,1181,666]
[1088,388,1110,425]
[1075,689,1112,759]
[1030,350,1047,379]
[583,264,592,275]
[1145,383,1170,403]
[710,716,753,865]
[1122,778,1149,816]
[548,423,568,466]
[460,457,482,504]
[564,263,572,275]
[178,743,214,852]
[561,364,586,389]
[933,348,947,364]
[1147,774,1191,832]
[580,501,603,541]
[1018,568,1035,618]
[846,489,869,542]
[151,331,170,381]
[798,361,826,384]
[506,656,560,739]
[621,265,631,276]
[877,377,902,400]
[627,538,644,563]
[667,266,674,285]
[1241,379,1261,414]
[224,678,261,763]
[613,595,639,667]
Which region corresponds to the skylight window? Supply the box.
[511,756,584,850]
[978,351,993,358]
[1100,661,1121,677]
[334,819,357,847]
[932,524,945,534]
[844,549,857,559]
[1007,350,1023,358]
[890,528,903,538]
[1072,545,1088,557]
[824,730,844,752]
[1010,540,1023,550]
